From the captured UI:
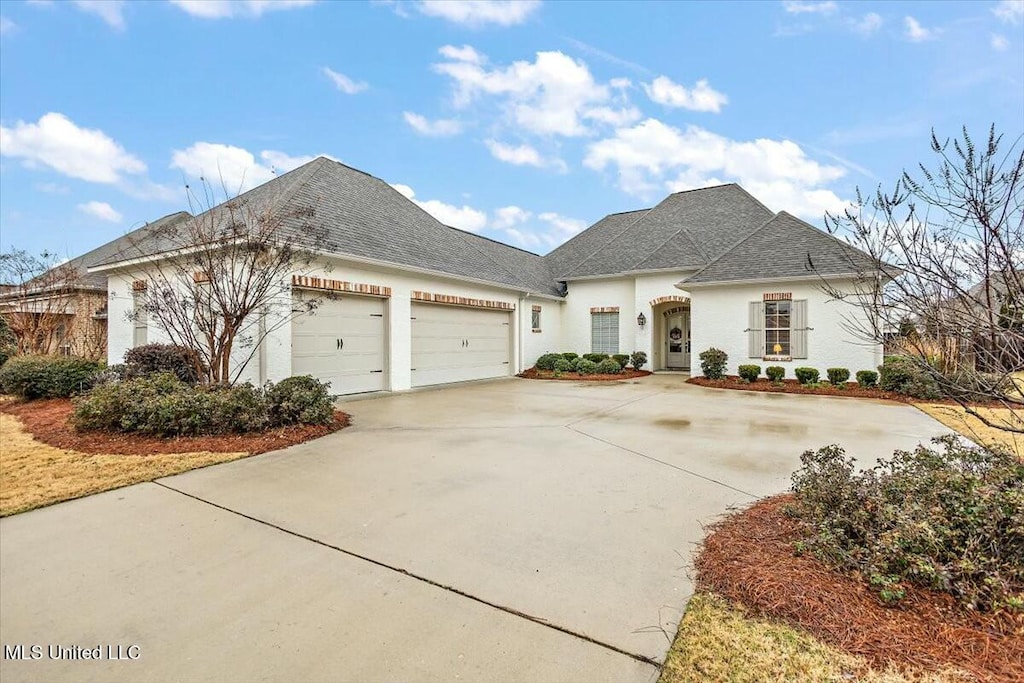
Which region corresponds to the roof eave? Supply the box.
[678,271,871,289]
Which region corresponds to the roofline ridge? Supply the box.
[549,206,654,278]
[446,224,543,257]
[683,211,781,283]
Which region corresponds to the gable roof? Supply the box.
[553,184,774,279]
[682,211,877,285]
[97,157,562,297]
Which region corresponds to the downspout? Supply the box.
[518,292,527,374]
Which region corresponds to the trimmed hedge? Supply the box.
[0,355,102,399]
[878,356,941,399]
[583,353,609,364]
[596,358,622,374]
[73,373,334,437]
[630,351,648,370]
[553,358,572,373]
[561,352,579,361]
[535,353,562,371]
[738,364,761,383]
[612,353,630,369]
[124,344,202,384]
[576,359,598,375]
[766,366,785,383]
[826,367,850,386]
[698,347,728,379]
[794,367,819,385]
[856,370,878,387]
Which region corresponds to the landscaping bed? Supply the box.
[690,495,1022,682]
[518,367,652,381]
[0,398,349,455]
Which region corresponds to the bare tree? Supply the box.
[0,249,106,359]
[123,181,335,385]
[821,126,1023,433]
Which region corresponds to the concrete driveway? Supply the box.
[0,375,950,683]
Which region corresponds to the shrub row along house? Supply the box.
[72,157,880,395]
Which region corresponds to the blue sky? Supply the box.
[1,0,1022,260]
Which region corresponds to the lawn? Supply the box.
[916,403,1023,456]
[0,411,249,517]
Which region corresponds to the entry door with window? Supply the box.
[665,312,690,368]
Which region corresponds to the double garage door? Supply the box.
[291,294,512,394]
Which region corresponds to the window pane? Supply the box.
[591,312,619,354]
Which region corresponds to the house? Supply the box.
[90,157,882,394]
[0,212,191,360]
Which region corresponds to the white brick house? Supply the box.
[91,157,882,394]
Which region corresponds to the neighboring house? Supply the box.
[90,157,882,395]
[0,212,191,360]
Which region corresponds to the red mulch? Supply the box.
[0,399,349,455]
[687,376,1006,407]
[695,495,1024,682]
[518,368,653,381]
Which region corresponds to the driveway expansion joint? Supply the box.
[150,480,663,670]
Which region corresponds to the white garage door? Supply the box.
[411,303,511,387]
[292,294,386,395]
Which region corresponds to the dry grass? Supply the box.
[916,403,1024,457]
[660,593,970,683]
[0,412,249,517]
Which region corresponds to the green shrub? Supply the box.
[596,358,622,374]
[788,436,1024,612]
[553,358,572,373]
[794,367,819,385]
[568,356,581,370]
[561,352,579,361]
[738,364,761,383]
[576,359,598,375]
[855,370,878,387]
[698,348,728,379]
[612,353,630,369]
[630,351,648,370]
[583,353,609,364]
[535,353,562,371]
[826,368,850,386]
[123,343,202,384]
[265,375,334,426]
[766,366,785,383]
[878,356,940,398]
[0,355,102,399]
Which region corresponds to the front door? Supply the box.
[665,311,690,369]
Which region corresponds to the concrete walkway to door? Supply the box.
[0,375,952,683]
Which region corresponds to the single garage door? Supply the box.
[292,293,386,395]
[411,303,511,387]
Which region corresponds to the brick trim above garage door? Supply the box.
[292,275,391,297]
[411,290,515,311]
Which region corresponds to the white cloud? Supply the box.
[388,183,487,232]
[73,0,126,29]
[993,0,1024,24]
[35,182,70,194]
[904,16,938,42]
[642,76,728,113]
[169,143,328,194]
[77,201,122,223]
[492,205,531,229]
[0,112,146,183]
[584,118,849,219]
[322,66,368,94]
[438,44,483,63]
[403,112,463,137]
[490,207,585,250]
[170,0,316,19]
[0,16,17,35]
[416,0,540,27]
[433,46,635,138]
[991,33,1010,50]
[849,12,882,36]
[485,140,565,171]
[782,1,837,14]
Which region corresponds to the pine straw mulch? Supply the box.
[518,368,653,381]
[0,398,350,455]
[687,376,1007,408]
[695,495,1024,683]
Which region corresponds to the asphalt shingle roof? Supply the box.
[683,211,877,285]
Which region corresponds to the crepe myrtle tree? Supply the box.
[123,180,337,385]
[818,125,1023,433]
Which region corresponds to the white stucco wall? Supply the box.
[559,277,635,355]
[689,278,882,378]
[633,271,697,367]
[520,296,564,368]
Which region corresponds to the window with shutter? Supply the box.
[531,305,542,332]
[748,301,764,358]
[132,290,148,347]
[792,299,808,359]
[591,311,619,354]
[765,300,791,356]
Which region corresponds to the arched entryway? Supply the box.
[649,296,691,370]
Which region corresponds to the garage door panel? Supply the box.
[411,303,511,388]
[292,294,386,395]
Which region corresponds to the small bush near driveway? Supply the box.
[787,436,1024,613]
[630,351,648,370]
[826,368,850,386]
[124,343,203,384]
[535,353,562,371]
[794,367,819,385]
[596,358,622,375]
[576,359,598,375]
[0,355,102,399]
[855,370,878,387]
[699,348,728,379]
[737,364,760,382]
[766,366,785,383]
